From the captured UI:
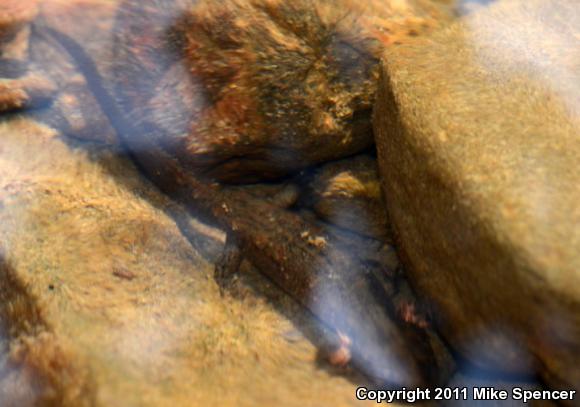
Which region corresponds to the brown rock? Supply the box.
[0,0,52,114]
[29,0,120,142]
[0,117,388,406]
[109,0,450,182]
[0,0,37,45]
[1,0,457,402]
[302,154,392,241]
[373,0,580,394]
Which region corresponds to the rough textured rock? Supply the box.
[0,0,37,45]
[300,154,392,241]
[1,2,436,403]
[0,117,383,406]
[108,0,451,183]
[31,0,459,390]
[0,0,56,113]
[373,0,580,395]
[30,0,120,145]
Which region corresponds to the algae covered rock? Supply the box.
[109,0,449,183]
[301,154,392,241]
[373,0,580,393]
[0,117,382,407]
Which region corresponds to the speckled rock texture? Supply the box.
[107,0,450,183]
[0,0,37,45]
[0,0,56,113]
[0,117,379,407]
[0,1,385,405]
[373,0,580,395]
[300,154,392,242]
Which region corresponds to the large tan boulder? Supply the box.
[373,0,580,394]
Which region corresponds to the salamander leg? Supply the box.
[394,280,430,329]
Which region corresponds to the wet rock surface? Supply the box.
[0,117,381,407]
[299,154,392,242]
[0,0,459,403]
[0,1,388,405]
[0,0,56,113]
[0,0,577,404]
[109,0,451,183]
[0,0,37,45]
[373,0,580,394]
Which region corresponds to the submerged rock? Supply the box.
[301,154,393,242]
[0,117,384,407]
[109,0,450,183]
[0,0,57,113]
[373,0,580,395]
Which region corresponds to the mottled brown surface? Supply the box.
[0,0,38,44]
[33,0,120,144]
[0,1,392,405]
[373,0,580,394]
[0,117,383,407]
[0,0,457,404]
[6,0,573,404]
[110,0,450,182]
[0,0,56,113]
[301,154,392,241]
